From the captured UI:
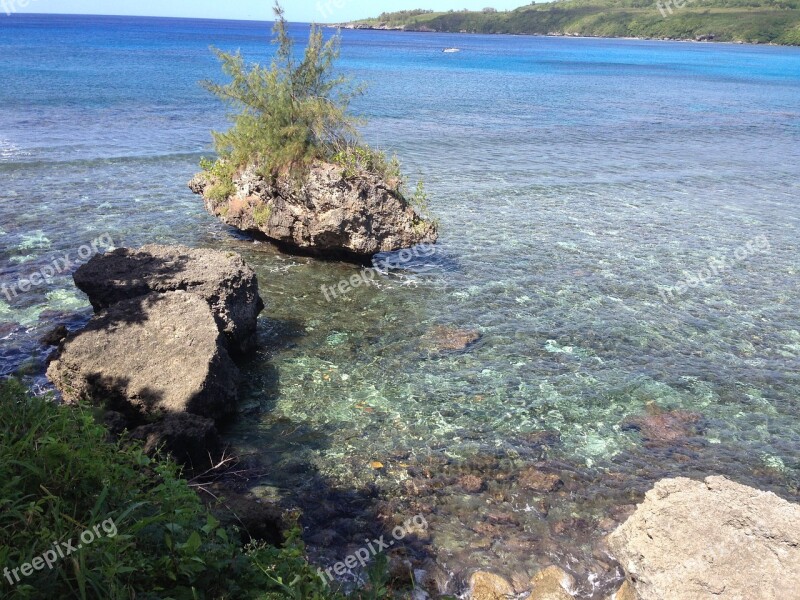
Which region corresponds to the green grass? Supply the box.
[0,380,402,600]
[0,379,252,599]
[332,146,402,183]
[347,0,800,44]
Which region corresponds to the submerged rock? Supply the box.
[458,474,484,493]
[623,406,703,445]
[47,291,239,421]
[607,476,800,600]
[468,571,515,600]
[518,468,564,493]
[526,566,575,600]
[422,325,481,352]
[189,161,438,258]
[74,244,263,354]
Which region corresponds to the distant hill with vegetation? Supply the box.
[341,0,800,45]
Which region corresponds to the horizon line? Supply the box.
[3,12,330,25]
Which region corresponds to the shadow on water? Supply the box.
[219,315,442,592]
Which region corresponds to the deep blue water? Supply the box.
[1,13,799,596]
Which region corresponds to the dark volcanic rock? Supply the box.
[74,245,263,353]
[41,324,68,346]
[189,161,438,258]
[47,291,239,421]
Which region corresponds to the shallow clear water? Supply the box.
[1,14,799,597]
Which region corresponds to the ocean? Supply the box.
[1,13,799,596]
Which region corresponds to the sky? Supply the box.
[9,0,528,23]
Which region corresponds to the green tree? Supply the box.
[203,2,364,178]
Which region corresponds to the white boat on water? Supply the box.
[443,48,460,53]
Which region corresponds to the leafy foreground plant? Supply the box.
[0,380,400,599]
[200,2,430,215]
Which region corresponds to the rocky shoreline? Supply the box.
[466,475,800,599]
[332,24,781,46]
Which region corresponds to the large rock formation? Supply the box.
[74,244,263,354]
[189,161,438,258]
[608,476,800,600]
[47,292,239,421]
[47,245,263,469]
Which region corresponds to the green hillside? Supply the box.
[342,0,800,45]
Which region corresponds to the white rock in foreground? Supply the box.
[608,475,800,600]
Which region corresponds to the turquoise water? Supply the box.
[1,14,799,596]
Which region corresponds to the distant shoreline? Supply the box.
[334,2,800,48]
[330,24,795,48]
